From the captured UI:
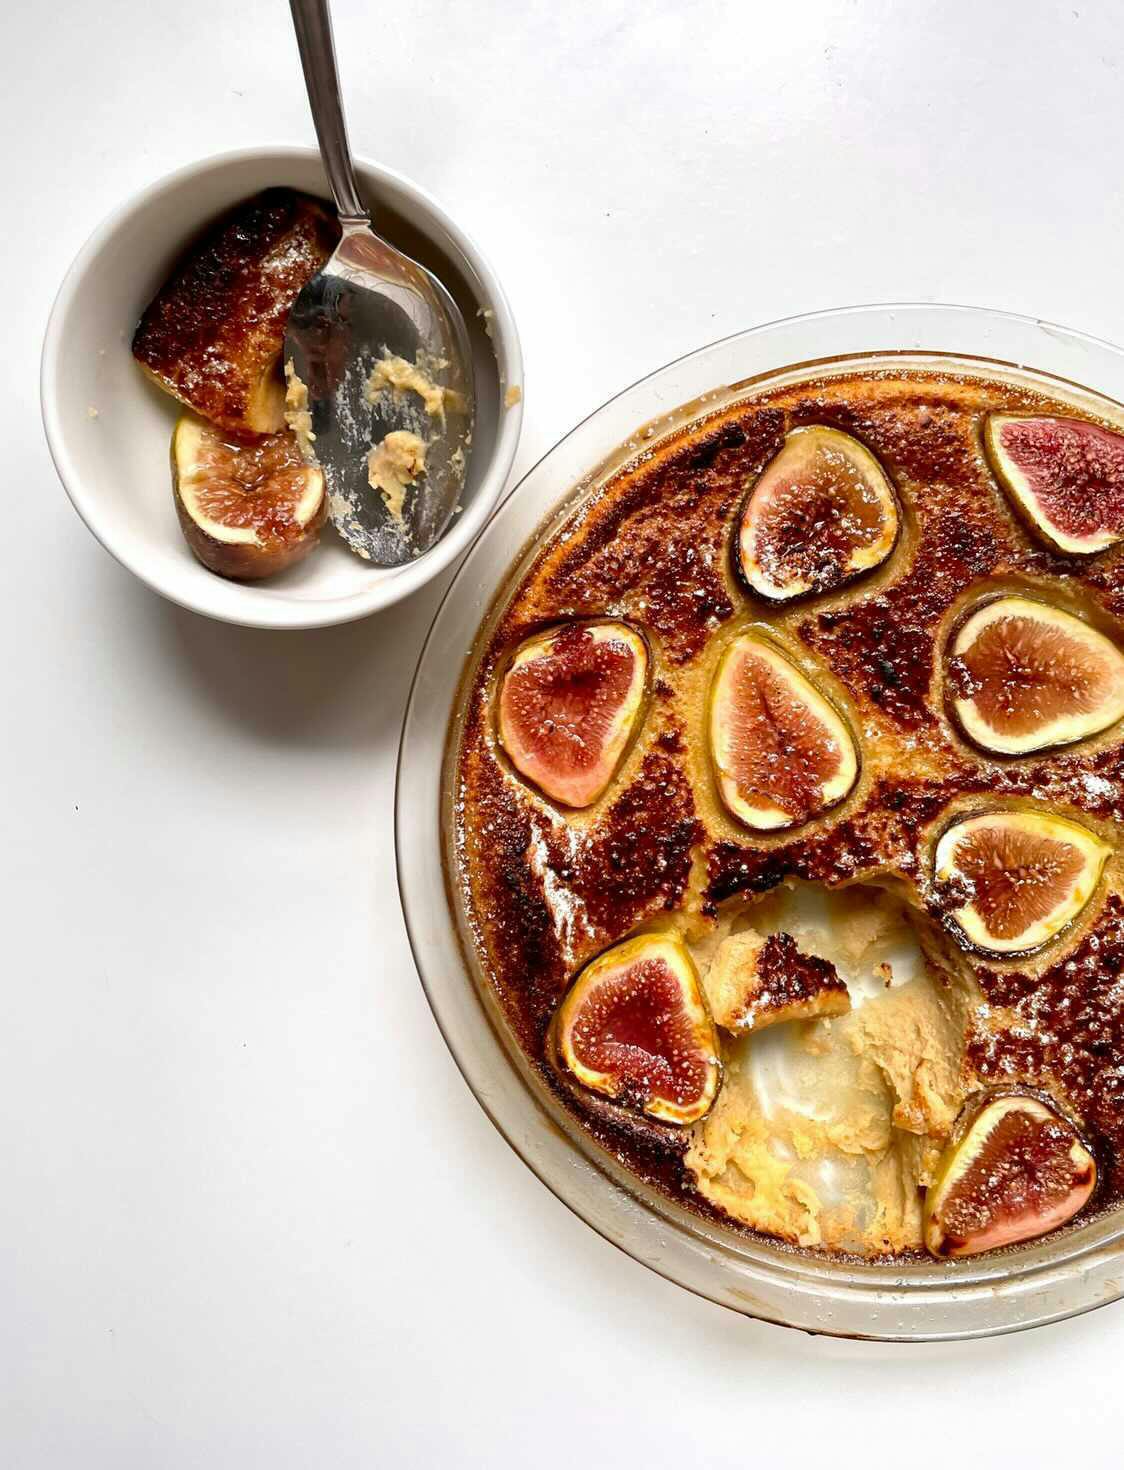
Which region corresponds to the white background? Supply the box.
[5,0,1124,1464]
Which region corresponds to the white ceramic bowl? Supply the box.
[41,146,523,629]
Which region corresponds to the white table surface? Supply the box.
[6,1,1124,1463]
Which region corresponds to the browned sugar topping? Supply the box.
[753,932,848,1011]
[536,416,783,664]
[132,189,338,434]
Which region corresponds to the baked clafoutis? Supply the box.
[453,368,1124,1259]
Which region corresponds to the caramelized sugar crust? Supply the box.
[133,190,338,436]
[453,370,1124,1246]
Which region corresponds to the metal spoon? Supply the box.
[285,0,474,566]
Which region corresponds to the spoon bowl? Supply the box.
[286,223,474,565]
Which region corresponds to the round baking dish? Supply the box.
[396,303,1124,1340]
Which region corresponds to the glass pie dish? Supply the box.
[395,303,1124,1340]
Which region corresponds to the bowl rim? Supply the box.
[396,301,1124,1340]
[39,143,524,630]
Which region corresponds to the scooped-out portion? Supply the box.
[685,884,973,1255]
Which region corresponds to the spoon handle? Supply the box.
[289,0,370,226]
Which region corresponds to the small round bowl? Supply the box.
[398,304,1124,1340]
[41,146,523,629]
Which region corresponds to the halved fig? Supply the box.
[708,634,858,830]
[171,415,326,580]
[496,622,647,808]
[933,810,1110,955]
[948,596,1124,755]
[924,1095,1096,1257]
[738,426,899,601]
[985,414,1124,555]
[555,933,720,1125]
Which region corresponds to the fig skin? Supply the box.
[171,416,326,581]
[933,809,1110,957]
[708,633,859,831]
[496,621,648,808]
[737,426,900,602]
[923,1094,1097,1258]
[984,414,1124,556]
[555,933,720,1126]
[947,595,1124,756]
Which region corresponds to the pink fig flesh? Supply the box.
[556,934,720,1126]
[924,1095,1096,1258]
[985,414,1124,555]
[497,622,647,807]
